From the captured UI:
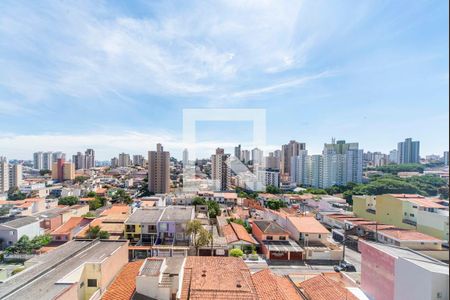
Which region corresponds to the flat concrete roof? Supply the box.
[0,240,127,300]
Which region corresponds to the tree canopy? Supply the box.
[229,248,244,257]
[111,189,133,205]
[58,196,79,206]
[4,234,52,254]
[86,225,110,239]
[186,220,212,255]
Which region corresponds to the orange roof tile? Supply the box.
[180,257,258,300]
[287,216,329,234]
[298,274,358,300]
[102,260,144,300]
[100,205,130,216]
[252,269,301,300]
[51,217,92,235]
[223,222,257,245]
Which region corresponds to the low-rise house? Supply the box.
[223,222,258,251]
[375,228,443,250]
[287,216,343,261]
[180,257,259,299]
[0,216,43,248]
[359,240,449,300]
[252,220,303,260]
[50,217,93,242]
[252,269,302,300]
[101,260,144,300]
[297,273,360,300]
[0,240,129,300]
[124,207,165,244]
[77,205,130,239]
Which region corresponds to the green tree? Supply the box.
[58,196,79,206]
[82,212,96,218]
[192,197,207,206]
[266,185,280,194]
[4,234,51,254]
[207,200,221,218]
[74,176,89,184]
[7,187,27,200]
[88,196,106,211]
[111,189,133,205]
[86,191,97,197]
[229,248,244,258]
[186,220,212,255]
[266,199,285,210]
[439,186,449,200]
[86,225,110,239]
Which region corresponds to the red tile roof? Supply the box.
[223,222,258,245]
[102,260,144,300]
[298,274,358,300]
[51,217,92,235]
[180,257,258,300]
[252,269,301,300]
[378,229,442,241]
[287,216,330,234]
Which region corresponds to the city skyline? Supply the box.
[0,1,448,159]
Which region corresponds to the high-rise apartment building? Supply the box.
[42,152,53,170]
[148,144,170,194]
[9,163,23,188]
[241,150,251,164]
[52,152,65,163]
[397,138,420,164]
[52,159,75,182]
[234,145,241,160]
[265,152,280,170]
[33,152,43,170]
[118,153,131,168]
[211,148,231,191]
[72,152,86,170]
[0,157,9,193]
[251,148,264,166]
[133,155,145,167]
[280,140,306,180]
[111,157,119,168]
[443,151,448,166]
[85,149,95,169]
[322,140,363,188]
[389,149,398,164]
[182,149,189,167]
[257,169,280,188]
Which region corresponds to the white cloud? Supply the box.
[0,0,343,110]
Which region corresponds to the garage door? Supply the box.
[270,251,288,260]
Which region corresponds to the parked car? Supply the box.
[334,261,357,272]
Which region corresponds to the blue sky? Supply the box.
[0,0,448,160]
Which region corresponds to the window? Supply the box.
[160,223,168,231]
[87,279,97,287]
[412,206,418,209]
[148,225,156,231]
[279,236,286,241]
[318,234,322,239]
[80,282,84,288]
[410,214,414,217]
[266,236,273,240]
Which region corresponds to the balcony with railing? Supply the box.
[402,219,417,226]
[366,208,376,215]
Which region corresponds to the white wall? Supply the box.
[395,257,449,300]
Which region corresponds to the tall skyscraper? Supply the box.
[0,157,9,193]
[85,149,95,169]
[211,148,231,191]
[148,144,170,194]
[444,151,449,166]
[33,152,43,170]
[72,152,86,170]
[281,140,306,180]
[42,152,53,170]
[397,138,420,164]
[234,145,241,160]
[118,153,131,167]
[9,163,23,188]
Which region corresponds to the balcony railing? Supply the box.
[366,209,376,214]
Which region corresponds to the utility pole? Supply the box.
[342,229,347,263]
